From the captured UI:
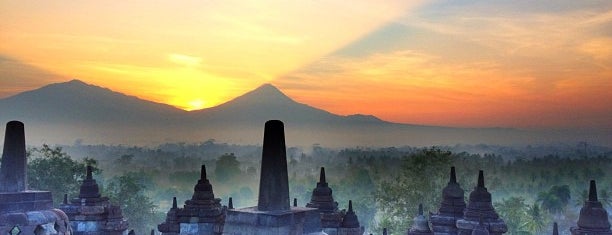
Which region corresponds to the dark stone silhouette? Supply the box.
[341,201,360,228]
[0,121,26,192]
[570,180,612,235]
[79,165,102,198]
[553,222,558,235]
[456,170,507,235]
[223,120,322,235]
[257,120,290,211]
[338,200,364,235]
[306,167,343,234]
[0,121,71,234]
[408,204,433,235]
[228,197,234,209]
[60,165,129,234]
[470,216,489,235]
[431,166,466,235]
[158,165,226,235]
[307,167,339,212]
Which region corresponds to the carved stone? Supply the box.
[570,180,612,235]
[456,171,507,235]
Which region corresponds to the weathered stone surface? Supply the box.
[220,120,324,235]
[470,218,489,235]
[431,167,466,235]
[306,167,342,230]
[0,121,27,192]
[408,204,433,235]
[159,165,226,235]
[570,180,612,235]
[60,165,128,234]
[456,171,507,235]
[336,200,363,235]
[257,120,290,212]
[0,121,71,235]
[224,206,323,235]
[80,165,101,199]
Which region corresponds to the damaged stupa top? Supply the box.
[0,121,27,192]
[0,121,71,234]
[257,120,290,211]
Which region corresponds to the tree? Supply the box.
[523,203,547,234]
[374,147,453,234]
[537,185,571,216]
[495,197,528,235]
[27,144,98,205]
[106,172,161,234]
[215,153,241,182]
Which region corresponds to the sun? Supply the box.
[186,99,206,111]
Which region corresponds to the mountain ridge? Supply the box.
[1,79,607,147]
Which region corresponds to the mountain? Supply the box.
[0,80,607,147]
[193,84,362,124]
[1,79,185,123]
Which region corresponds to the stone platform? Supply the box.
[224,206,323,235]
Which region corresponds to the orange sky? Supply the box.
[1,1,611,130]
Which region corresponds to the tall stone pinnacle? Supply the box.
[450,166,457,183]
[0,121,27,192]
[320,167,327,183]
[477,170,485,188]
[172,197,177,209]
[589,180,598,202]
[201,164,207,180]
[553,222,559,235]
[257,120,290,211]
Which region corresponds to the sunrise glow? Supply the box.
[1,0,611,130]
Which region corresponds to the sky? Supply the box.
[1,0,611,130]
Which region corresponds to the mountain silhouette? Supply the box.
[194,83,352,124]
[0,80,605,146]
[1,79,184,123]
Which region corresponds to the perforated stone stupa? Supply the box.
[570,180,612,235]
[158,165,226,235]
[431,167,466,235]
[408,204,433,235]
[306,167,343,234]
[456,170,507,235]
[60,165,129,234]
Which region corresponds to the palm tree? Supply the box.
[522,203,547,234]
[495,197,527,234]
[537,185,571,216]
[537,191,563,215]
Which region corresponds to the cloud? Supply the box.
[168,54,202,67]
